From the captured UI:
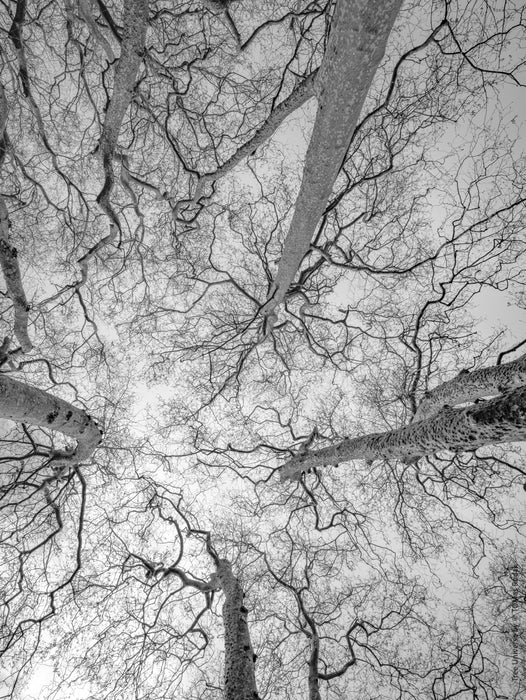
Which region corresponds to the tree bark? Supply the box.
[194,69,318,195]
[413,352,526,421]
[281,386,526,480]
[98,0,148,159]
[0,83,32,353]
[0,374,102,463]
[79,0,149,280]
[262,0,402,325]
[212,558,259,700]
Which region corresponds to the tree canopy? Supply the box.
[1,0,525,698]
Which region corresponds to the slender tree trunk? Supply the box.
[194,69,318,192]
[281,385,526,480]
[212,558,259,700]
[79,0,149,279]
[98,0,148,159]
[262,0,402,326]
[0,83,32,353]
[308,633,322,700]
[0,374,102,462]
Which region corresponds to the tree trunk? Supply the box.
[262,0,402,325]
[212,558,259,700]
[0,83,32,353]
[0,374,102,463]
[281,386,526,480]
[195,69,318,192]
[413,352,526,420]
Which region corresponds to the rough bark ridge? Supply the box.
[262,0,402,326]
[0,374,103,463]
[0,83,32,353]
[211,558,259,700]
[280,355,526,480]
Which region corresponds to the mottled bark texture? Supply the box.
[211,559,259,700]
[414,352,526,420]
[0,83,32,353]
[281,356,526,480]
[0,374,103,463]
[262,0,402,326]
[79,0,148,280]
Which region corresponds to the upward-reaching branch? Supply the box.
[414,353,526,421]
[79,0,148,281]
[192,69,319,201]
[262,0,402,326]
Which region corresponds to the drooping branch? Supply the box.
[262,0,402,325]
[280,386,526,480]
[211,558,259,700]
[414,352,526,421]
[0,373,103,464]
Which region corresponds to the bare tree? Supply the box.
[262,0,402,327]
[281,353,526,479]
[1,0,525,699]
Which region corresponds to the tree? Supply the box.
[281,353,526,479]
[1,0,525,698]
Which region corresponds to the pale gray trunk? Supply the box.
[76,0,116,63]
[414,353,526,420]
[213,559,259,700]
[0,374,102,463]
[263,0,402,325]
[281,386,526,480]
[193,69,319,201]
[308,633,322,700]
[0,83,31,352]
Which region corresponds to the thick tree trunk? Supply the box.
[212,559,258,700]
[0,374,102,463]
[262,0,402,325]
[414,352,526,420]
[281,386,526,480]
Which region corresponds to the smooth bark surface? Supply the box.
[263,0,402,325]
[0,373,102,462]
